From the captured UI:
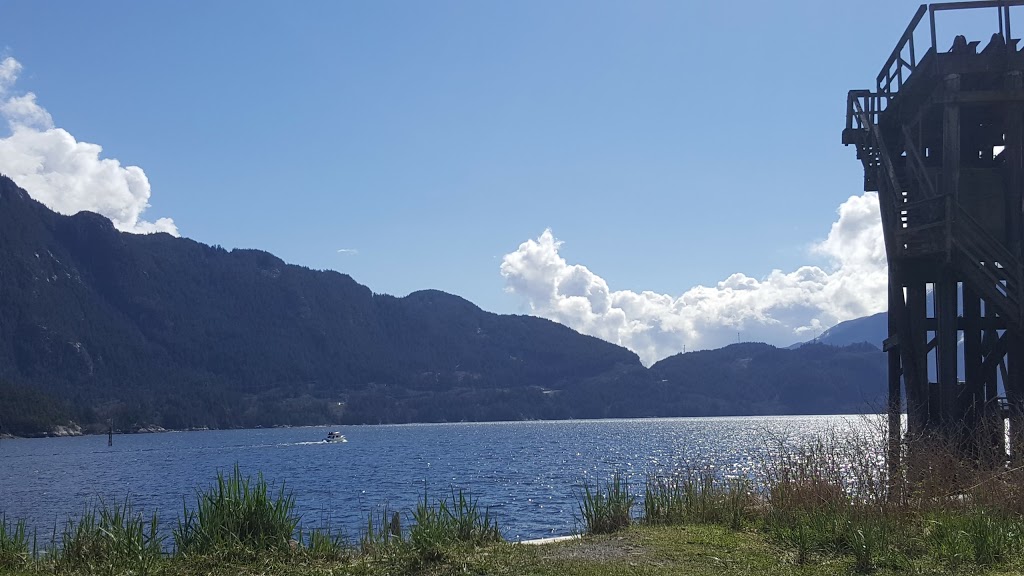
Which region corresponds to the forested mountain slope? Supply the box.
[0,175,887,436]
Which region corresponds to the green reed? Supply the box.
[578,472,635,535]
[643,470,751,529]
[55,498,162,576]
[173,464,298,558]
[0,515,33,570]
[410,488,502,562]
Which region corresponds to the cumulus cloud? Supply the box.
[500,193,888,366]
[0,57,177,235]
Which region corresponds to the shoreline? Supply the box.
[1,412,884,440]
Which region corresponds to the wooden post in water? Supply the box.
[108,419,113,447]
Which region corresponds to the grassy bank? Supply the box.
[5,521,1023,575]
[4,423,1024,575]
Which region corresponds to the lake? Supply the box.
[0,415,880,542]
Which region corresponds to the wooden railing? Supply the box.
[874,1,1024,98]
[849,96,907,225]
[877,5,929,97]
[900,195,947,231]
[845,90,884,133]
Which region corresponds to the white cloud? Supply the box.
[0,57,177,236]
[500,193,888,366]
[337,248,359,255]
[0,58,20,91]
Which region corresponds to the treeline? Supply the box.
[0,380,83,437]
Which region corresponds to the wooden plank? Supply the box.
[923,316,1007,330]
[936,91,1024,105]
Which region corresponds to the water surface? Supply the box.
[0,415,878,541]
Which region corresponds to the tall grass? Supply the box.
[55,498,162,576]
[359,506,402,554]
[964,510,1013,565]
[585,418,1024,571]
[755,420,1024,570]
[0,515,33,570]
[842,512,894,572]
[643,470,751,529]
[3,470,512,573]
[299,527,349,561]
[410,488,502,561]
[578,473,635,534]
[918,508,1024,567]
[173,464,298,558]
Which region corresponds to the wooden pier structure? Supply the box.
[844,1,1024,469]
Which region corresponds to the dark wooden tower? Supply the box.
[844,1,1024,468]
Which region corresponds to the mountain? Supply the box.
[0,175,640,433]
[649,342,887,415]
[0,175,888,436]
[789,312,888,349]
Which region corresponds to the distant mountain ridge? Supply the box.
[0,175,888,436]
[789,312,888,349]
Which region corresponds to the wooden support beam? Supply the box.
[935,272,960,428]
[963,284,983,433]
[905,282,931,434]
[1006,71,1024,460]
[887,283,903,500]
[936,90,1024,105]
[1005,71,1023,288]
[982,326,1001,403]
[981,322,1006,461]
[944,74,961,201]
[1008,332,1024,460]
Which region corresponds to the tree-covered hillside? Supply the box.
[0,175,887,436]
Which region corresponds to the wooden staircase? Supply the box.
[848,95,1024,328]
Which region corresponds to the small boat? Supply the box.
[324,431,347,443]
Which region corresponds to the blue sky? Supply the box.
[1,1,1007,362]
